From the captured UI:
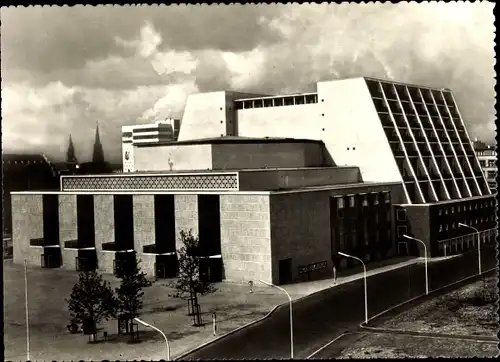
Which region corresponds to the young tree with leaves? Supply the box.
[168,229,217,326]
[66,270,118,340]
[115,252,153,339]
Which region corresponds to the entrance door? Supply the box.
[279,258,292,285]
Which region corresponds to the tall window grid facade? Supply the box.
[365,78,491,204]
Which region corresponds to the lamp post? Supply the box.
[134,318,170,361]
[403,235,429,295]
[338,252,368,324]
[259,280,294,359]
[24,260,30,361]
[458,223,481,275]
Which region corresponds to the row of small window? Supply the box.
[234,94,318,109]
[437,199,495,215]
[479,160,496,168]
[438,215,495,232]
[336,192,391,209]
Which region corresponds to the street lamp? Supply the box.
[24,260,30,361]
[403,235,429,295]
[134,318,170,361]
[338,252,368,324]
[458,223,481,275]
[259,280,294,359]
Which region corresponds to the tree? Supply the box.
[66,270,117,341]
[115,253,153,340]
[168,230,217,326]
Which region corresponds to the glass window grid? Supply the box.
[369,79,488,204]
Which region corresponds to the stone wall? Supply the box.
[270,191,333,284]
[219,194,272,283]
[12,194,44,266]
[133,195,156,276]
[174,195,198,251]
[58,194,77,244]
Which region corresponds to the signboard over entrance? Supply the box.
[298,261,328,274]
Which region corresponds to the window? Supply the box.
[445,224,449,231]
[337,209,344,219]
[445,208,448,215]
[397,225,407,237]
[337,197,344,209]
[452,223,456,229]
[384,192,391,203]
[397,209,407,221]
[439,224,443,232]
[349,196,355,207]
[451,206,455,214]
[438,209,442,216]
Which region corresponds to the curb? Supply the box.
[175,258,420,360]
[174,304,280,360]
[359,268,497,333]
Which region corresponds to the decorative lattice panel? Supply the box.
[62,173,239,191]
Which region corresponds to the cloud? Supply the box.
[1,3,495,163]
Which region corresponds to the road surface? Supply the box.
[181,247,496,360]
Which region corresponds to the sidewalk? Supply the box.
[3,256,422,361]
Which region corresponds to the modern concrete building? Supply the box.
[122,119,179,172]
[474,144,496,193]
[10,77,496,285]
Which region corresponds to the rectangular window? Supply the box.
[451,206,455,214]
[439,224,443,232]
[396,209,407,222]
[337,197,344,209]
[384,192,391,203]
[397,225,407,238]
[349,195,355,208]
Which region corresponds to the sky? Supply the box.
[1,3,496,163]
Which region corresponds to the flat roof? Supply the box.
[135,136,323,148]
[60,166,359,178]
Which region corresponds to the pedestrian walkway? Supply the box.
[283,256,421,300]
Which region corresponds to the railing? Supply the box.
[437,228,497,254]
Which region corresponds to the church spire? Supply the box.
[92,121,105,163]
[66,135,78,164]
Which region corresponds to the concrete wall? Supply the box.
[211,142,323,170]
[269,192,333,284]
[133,195,156,275]
[219,195,272,282]
[178,92,230,141]
[237,103,322,140]
[12,194,44,266]
[58,194,77,243]
[238,167,361,191]
[134,144,212,172]
[94,195,115,273]
[174,195,198,251]
[59,194,78,270]
[232,79,402,183]
[404,206,431,257]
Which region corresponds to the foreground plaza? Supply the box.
[11,77,496,285]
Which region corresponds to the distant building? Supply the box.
[121,119,178,172]
[2,154,60,236]
[474,141,496,193]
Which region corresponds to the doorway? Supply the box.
[279,258,292,285]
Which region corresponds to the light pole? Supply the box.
[403,235,429,295]
[338,252,368,324]
[24,260,30,361]
[458,223,481,275]
[259,280,294,359]
[134,318,170,361]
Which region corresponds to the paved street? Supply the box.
[181,247,496,360]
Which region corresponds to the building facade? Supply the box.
[121,119,179,172]
[10,77,496,284]
[475,146,496,193]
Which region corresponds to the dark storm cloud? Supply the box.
[1,5,284,87]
